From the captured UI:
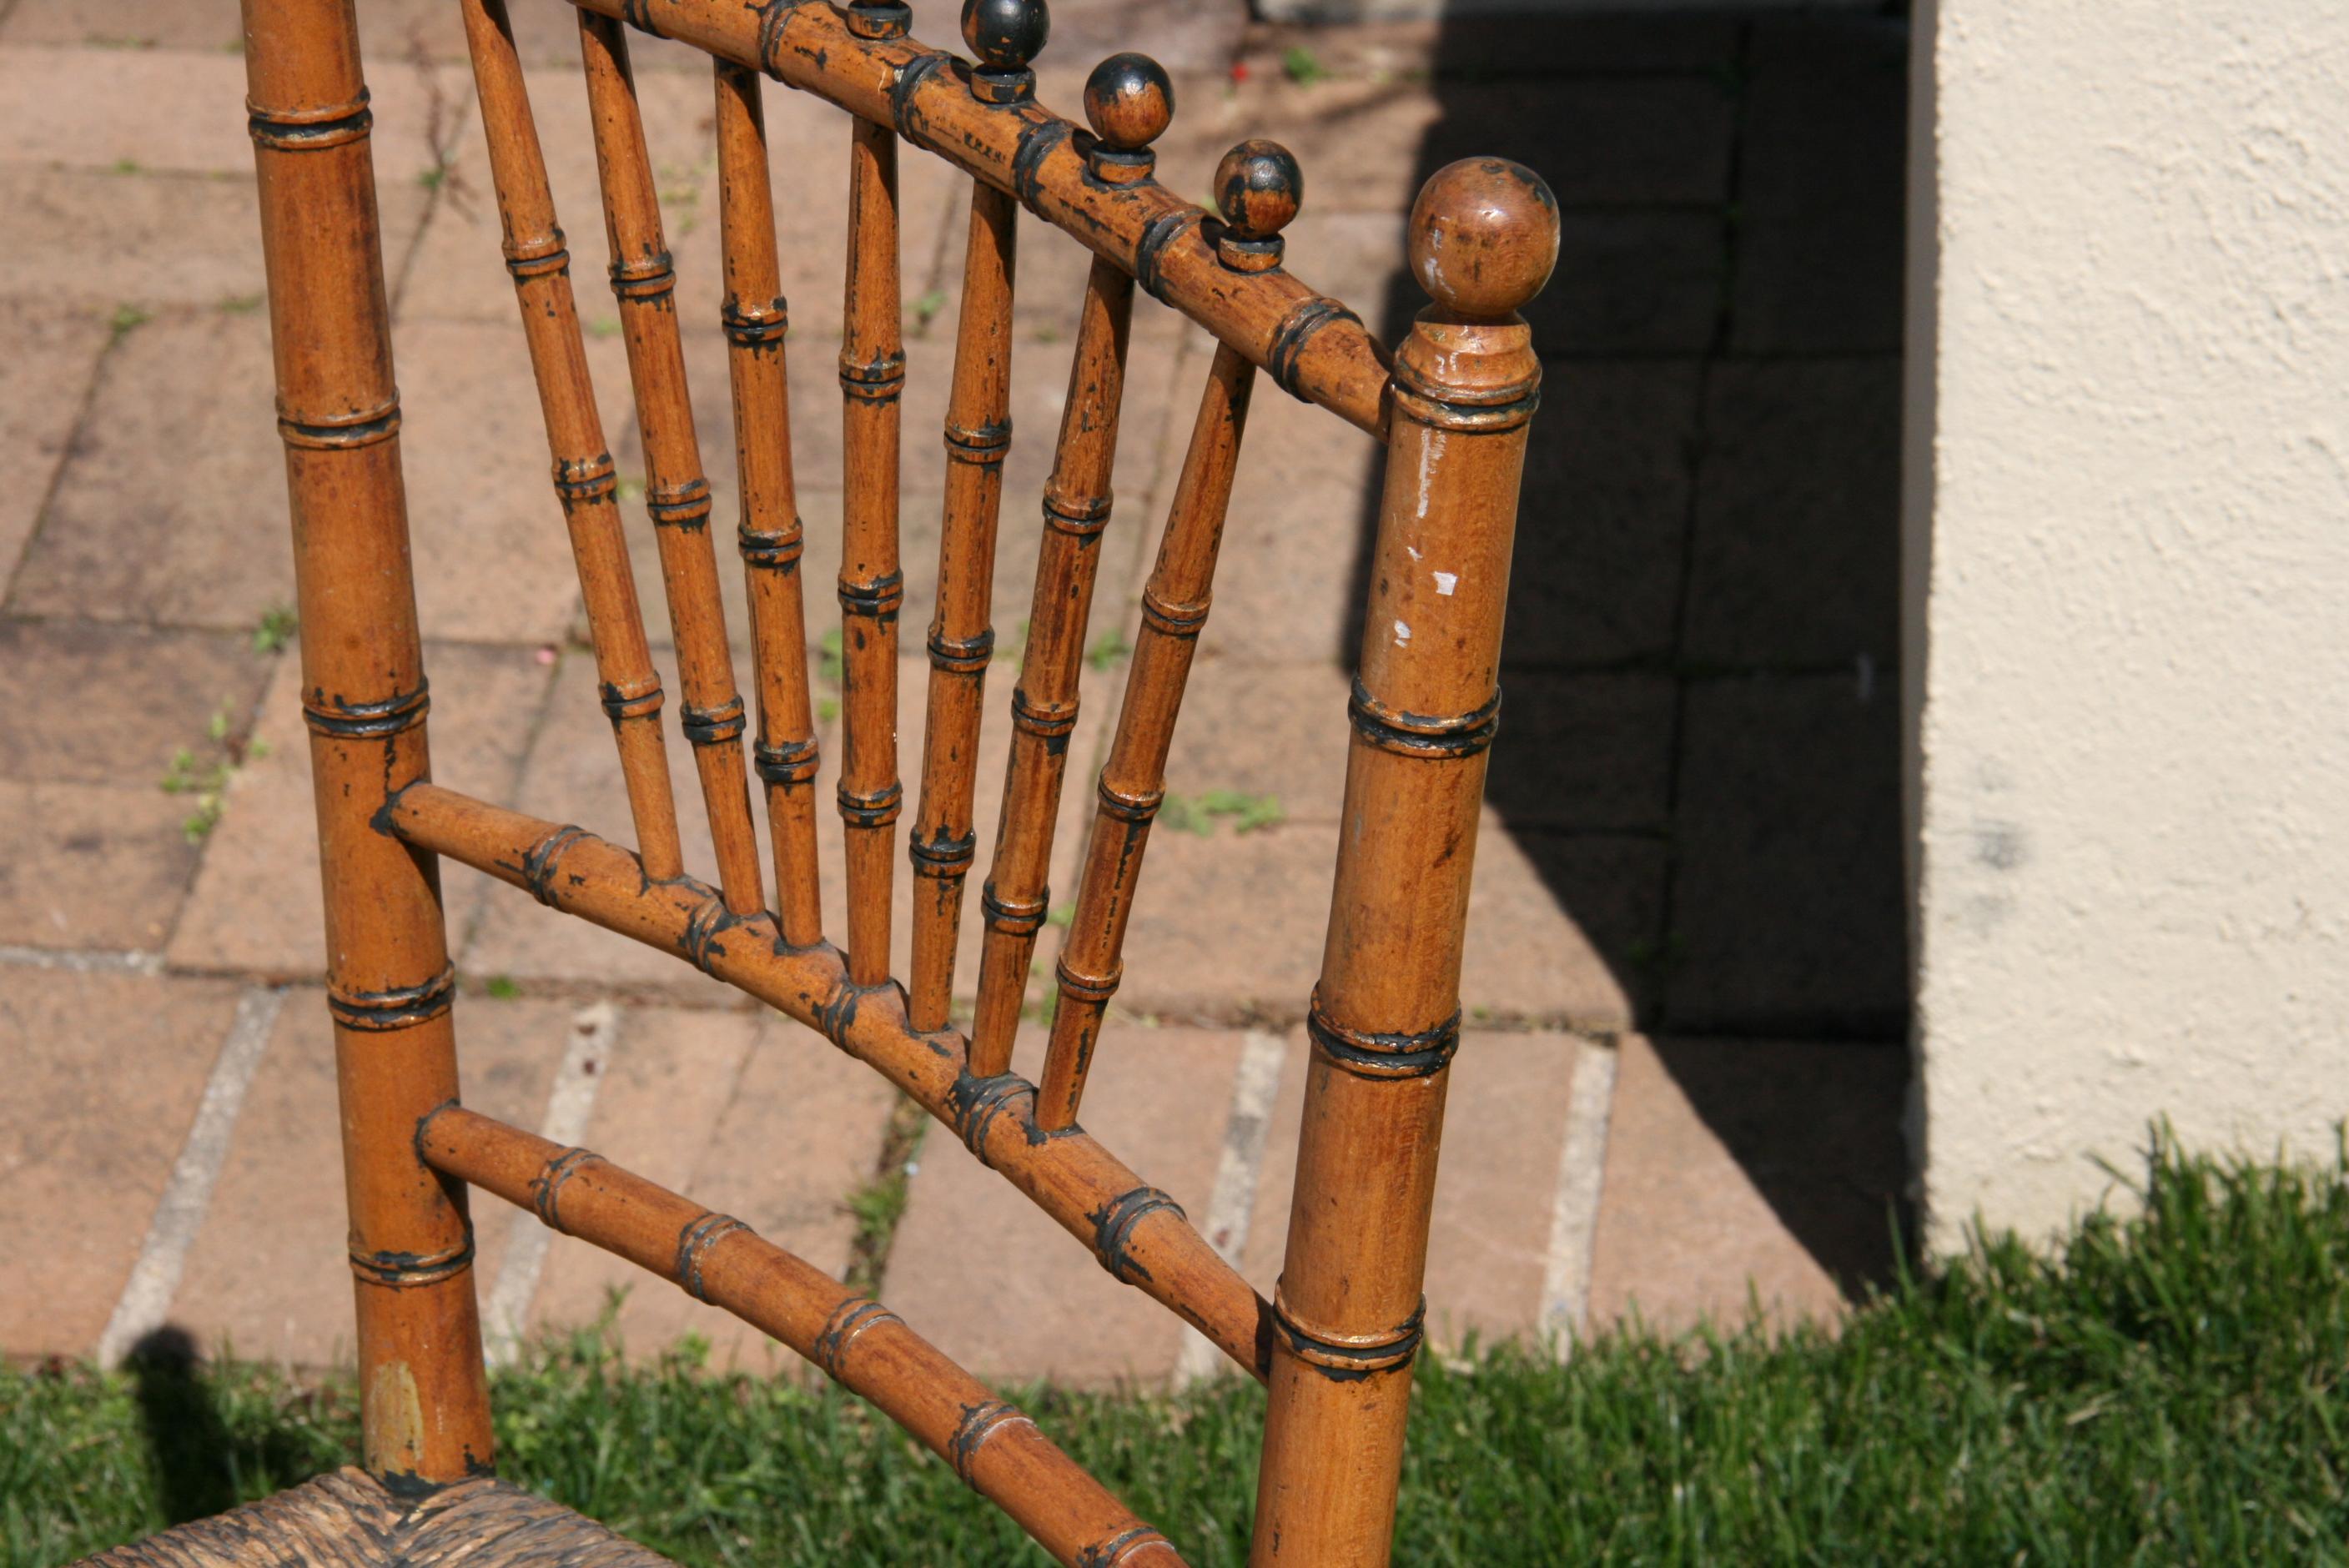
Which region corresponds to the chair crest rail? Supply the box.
[562,0,1393,436]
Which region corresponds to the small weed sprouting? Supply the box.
[252,605,297,654]
[817,696,841,724]
[616,475,646,504]
[484,976,522,1001]
[908,289,948,333]
[1084,628,1131,671]
[219,294,266,317]
[416,165,447,192]
[1044,903,1075,929]
[1160,789,1284,837]
[1281,46,1326,85]
[586,315,623,340]
[817,627,846,689]
[108,304,150,341]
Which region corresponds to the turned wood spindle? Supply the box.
[964,52,1170,1081]
[1250,157,1559,1567]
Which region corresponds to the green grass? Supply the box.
[8,1131,2346,1565]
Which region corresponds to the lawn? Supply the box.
[7,1129,2346,1565]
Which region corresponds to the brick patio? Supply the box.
[0,0,1911,1382]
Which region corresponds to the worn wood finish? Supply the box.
[383,781,1274,1380]
[1248,158,1559,1567]
[563,0,1390,436]
[223,2,1560,1559]
[905,2,1039,1035]
[78,1465,677,1567]
[836,63,908,989]
[239,0,494,1488]
[456,0,684,882]
[577,10,765,914]
[965,251,1133,1079]
[421,1106,1187,1568]
[713,58,824,947]
[1037,343,1255,1130]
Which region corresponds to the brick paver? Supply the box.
[0,3,1916,1383]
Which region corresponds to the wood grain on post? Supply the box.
[713,58,826,947]
[455,0,684,880]
[1249,158,1559,1566]
[241,0,494,1484]
[577,9,766,914]
[835,0,913,988]
[905,0,1044,1033]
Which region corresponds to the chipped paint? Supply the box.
[1392,619,1412,648]
[1432,570,1458,596]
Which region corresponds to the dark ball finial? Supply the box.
[1213,139,1301,271]
[962,0,1049,71]
[1407,158,1559,319]
[1084,53,1174,156]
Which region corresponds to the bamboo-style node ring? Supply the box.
[1083,53,1171,183]
[1407,156,1561,319]
[962,0,1047,102]
[1213,138,1300,271]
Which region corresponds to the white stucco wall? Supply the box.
[1906,3,2349,1250]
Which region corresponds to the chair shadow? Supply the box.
[1335,3,1917,1296]
[122,1324,341,1525]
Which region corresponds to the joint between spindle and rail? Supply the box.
[327,965,457,1033]
[755,737,820,785]
[348,1235,474,1290]
[681,696,747,746]
[890,49,953,132]
[553,452,619,506]
[246,92,372,152]
[304,682,429,740]
[949,1399,1033,1487]
[1010,118,1073,215]
[608,250,678,303]
[1306,992,1462,1080]
[1089,1186,1185,1285]
[277,396,400,451]
[1130,209,1199,304]
[673,1211,748,1301]
[681,891,758,976]
[1272,1291,1426,1380]
[1346,678,1501,759]
[646,477,712,530]
[950,1070,1034,1161]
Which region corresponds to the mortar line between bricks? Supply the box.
[1172,1027,1286,1386]
[482,1000,619,1368]
[1652,18,1754,1028]
[94,986,284,1368]
[0,943,164,973]
[1539,1038,1618,1357]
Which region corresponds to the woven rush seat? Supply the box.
[79,1467,676,1568]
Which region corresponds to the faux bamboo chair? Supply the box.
[89,0,1557,1562]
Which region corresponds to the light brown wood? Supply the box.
[577,9,765,915]
[713,58,825,947]
[241,0,494,1486]
[967,253,1135,1081]
[456,0,684,882]
[836,98,908,988]
[421,1105,1187,1568]
[1248,158,1558,1567]
[1036,343,1255,1129]
[383,781,1275,1382]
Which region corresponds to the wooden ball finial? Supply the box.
[1213,139,1301,271]
[962,0,1049,100]
[1084,53,1173,153]
[1406,158,1558,319]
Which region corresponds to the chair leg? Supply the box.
[1249,160,1558,1565]
[243,0,495,1485]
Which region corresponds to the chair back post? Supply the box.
[241,0,495,1485]
[1249,158,1558,1565]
